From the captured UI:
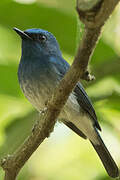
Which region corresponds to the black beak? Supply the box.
[13,27,32,40]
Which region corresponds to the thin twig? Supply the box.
[1,0,120,179]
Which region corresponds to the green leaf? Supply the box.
[0,2,77,55]
[0,64,21,97]
[0,110,36,157]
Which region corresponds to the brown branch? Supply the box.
[77,0,101,11]
[1,0,120,179]
[77,0,120,28]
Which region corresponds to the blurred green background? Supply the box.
[0,0,120,179]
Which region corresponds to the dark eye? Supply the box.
[39,34,47,42]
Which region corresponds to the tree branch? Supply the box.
[77,0,101,11]
[1,0,120,179]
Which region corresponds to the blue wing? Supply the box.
[50,56,101,131]
[74,83,101,130]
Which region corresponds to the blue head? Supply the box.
[14,28,64,110]
[14,28,62,58]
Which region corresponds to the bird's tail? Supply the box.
[90,129,119,178]
[64,121,119,177]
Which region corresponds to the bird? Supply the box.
[14,27,119,178]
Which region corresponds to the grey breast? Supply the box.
[18,58,60,111]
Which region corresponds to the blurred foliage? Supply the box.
[0,0,120,180]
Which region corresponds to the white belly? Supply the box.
[61,93,99,145]
[21,80,99,145]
